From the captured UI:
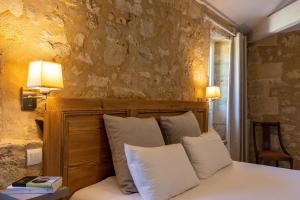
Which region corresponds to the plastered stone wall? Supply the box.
[0,0,234,188]
[248,31,300,166]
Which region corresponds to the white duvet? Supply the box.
[71,162,300,200]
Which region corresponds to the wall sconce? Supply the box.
[206,86,221,101]
[21,61,64,111]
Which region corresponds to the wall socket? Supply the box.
[27,148,42,166]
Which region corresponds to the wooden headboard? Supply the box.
[43,98,208,194]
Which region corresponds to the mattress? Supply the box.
[71,161,300,200]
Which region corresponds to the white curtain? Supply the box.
[227,32,248,162]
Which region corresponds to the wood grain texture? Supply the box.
[43,98,208,195]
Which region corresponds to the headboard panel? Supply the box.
[43,98,208,194]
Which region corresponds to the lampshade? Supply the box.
[206,86,221,99]
[26,61,64,91]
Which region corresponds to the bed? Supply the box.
[70,161,300,200]
[43,98,300,200]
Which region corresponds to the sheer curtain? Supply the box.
[227,32,248,162]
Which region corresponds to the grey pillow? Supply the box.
[160,111,202,144]
[103,114,165,194]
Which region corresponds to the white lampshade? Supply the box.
[27,61,64,92]
[206,86,221,99]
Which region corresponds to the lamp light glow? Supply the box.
[206,86,221,100]
[21,61,64,110]
[26,61,64,93]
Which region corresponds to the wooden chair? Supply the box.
[252,121,293,169]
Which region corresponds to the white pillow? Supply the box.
[182,133,232,179]
[125,144,200,200]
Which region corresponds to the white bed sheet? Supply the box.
[71,161,300,200]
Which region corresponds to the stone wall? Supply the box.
[0,0,236,189]
[0,140,42,189]
[248,31,300,165]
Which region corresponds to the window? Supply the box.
[208,33,231,141]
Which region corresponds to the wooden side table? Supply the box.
[0,187,69,200]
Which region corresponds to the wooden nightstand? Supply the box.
[0,187,69,200]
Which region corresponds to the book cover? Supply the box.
[12,176,37,187]
[26,177,62,189]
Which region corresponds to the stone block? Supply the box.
[281,106,297,115]
[286,70,300,80]
[248,80,270,97]
[255,34,278,47]
[249,97,279,115]
[247,46,262,65]
[248,63,282,81]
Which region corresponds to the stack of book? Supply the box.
[5,176,62,194]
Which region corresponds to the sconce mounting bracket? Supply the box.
[20,87,37,111]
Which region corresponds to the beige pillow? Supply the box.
[160,111,201,144]
[103,114,165,194]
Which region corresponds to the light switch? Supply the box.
[27,148,42,166]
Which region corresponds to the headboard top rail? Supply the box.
[46,97,208,111]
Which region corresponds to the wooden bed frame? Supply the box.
[43,98,208,194]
